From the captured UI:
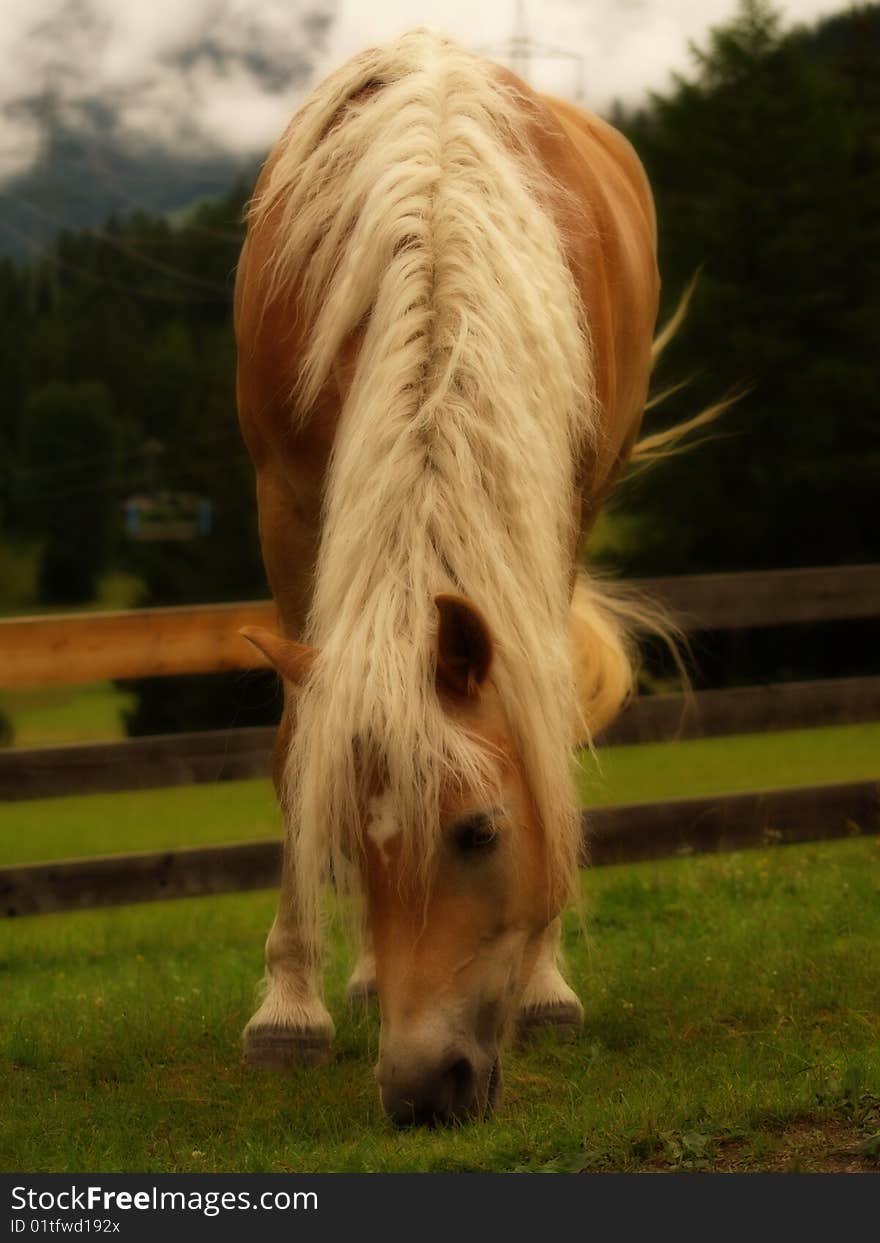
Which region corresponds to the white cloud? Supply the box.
[0,0,859,181]
[0,0,331,176]
[328,0,858,109]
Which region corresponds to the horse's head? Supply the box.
[363,595,565,1124]
[242,595,567,1125]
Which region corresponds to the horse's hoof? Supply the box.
[345,977,378,1006]
[516,999,584,1043]
[243,1024,333,1068]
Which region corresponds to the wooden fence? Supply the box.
[1,564,879,917]
[3,564,879,689]
[3,676,879,802]
[4,780,878,918]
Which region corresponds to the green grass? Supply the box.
[0,541,40,615]
[1,836,878,1172]
[2,723,878,1170]
[0,567,143,620]
[2,722,879,867]
[0,682,136,749]
[0,780,280,867]
[576,721,880,806]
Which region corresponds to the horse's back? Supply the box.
[235,43,660,627]
[517,88,659,506]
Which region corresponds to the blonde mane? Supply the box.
[251,30,597,950]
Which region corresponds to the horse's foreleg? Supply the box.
[243,705,334,1067]
[345,922,377,1005]
[243,838,335,1067]
[516,918,584,1041]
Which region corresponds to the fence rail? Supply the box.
[0,600,276,687]
[603,673,880,744]
[3,675,880,802]
[636,563,880,631]
[2,779,877,918]
[2,563,878,918]
[2,564,879,688]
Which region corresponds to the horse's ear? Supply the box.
[434,595,493,697]
[239,626,317,687]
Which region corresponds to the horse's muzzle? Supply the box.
[377,1047,502,1126]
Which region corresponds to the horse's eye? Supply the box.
[452,813,499,856]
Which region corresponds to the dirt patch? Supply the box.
[714,1119,879,1173]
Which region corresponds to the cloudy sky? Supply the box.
[0,0,858,179]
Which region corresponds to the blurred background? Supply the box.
[0,0,877,746]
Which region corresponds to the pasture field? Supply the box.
[2,723,879,1172]
[1,835,878,1173]
[0,682,135,749]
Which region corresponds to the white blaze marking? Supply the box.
[366,792,400,865]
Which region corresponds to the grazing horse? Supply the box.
[234,29,658,1124]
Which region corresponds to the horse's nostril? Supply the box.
[445,1056,475,1111]
[382,1053,480,1126]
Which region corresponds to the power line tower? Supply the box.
[482,0,586,103]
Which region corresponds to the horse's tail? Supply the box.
[569,571,688,745]
[631,272,744,466]
[573,273,743,743]
[569,574,635,742]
